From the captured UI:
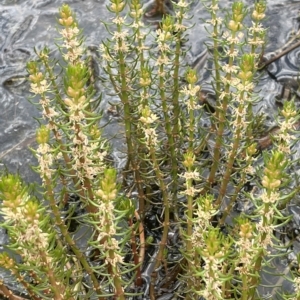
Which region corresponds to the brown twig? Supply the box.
[256,120,300,150]
[0,281,28,300]
[129,214,143,287]
[134,210,145,265]
[144,0,166,18]
[259,39,300,70]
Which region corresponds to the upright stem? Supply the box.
[149,144,169,293]
[170,10,185,213]
[159,64,177,212]
[208,33,236,186]
[215,97,244,206]
[44,177,104,299]
[115,21,145,216]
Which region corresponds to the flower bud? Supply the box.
[232,2,245,21]
[29,72,44,84]
[162,15,174,32]
[262,151,287,190]
[78,95,86,104]
[67,86,77,98]
[0,253,15,269]
[183,151,195,168]
[24,200,40,223]
[0,174,24,204]
[252,10,265,21]
[246,143,257,157]
[90,125,101,140]
[64,98,73,107]
[26,61,38,75]
[97,169,118,201]
[36,125,50,145]
[282,101,297,118]
[59,16,74,27]
[238,71,252,81]
[186,68,198,85]
[255,2,267,14]
[227,20,242,32]
[139,67,151,87]
[239,222,252,239]
[262,176,281,190]
[59,4,74,26]
[110,1,125,13]
[239,54,255,72]
[252,2,266,21]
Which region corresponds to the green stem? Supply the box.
[219,170,246,225]
[39,250,67,300]
[208,32,237,186]
[115,22,145,216]
[241,270,249,300]
[216,98,244,206]
[148,142,169,284]
[186,96,196,256]
[44,178,104,299]
[108,249,125,299]
[159,63,178,216]
[170,11,185,212]
[211,0,221,106]
[248,203,270,299]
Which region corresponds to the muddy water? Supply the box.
[0,0,300,298]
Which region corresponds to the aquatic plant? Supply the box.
[0,0,300,299]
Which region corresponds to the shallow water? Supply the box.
[1,0,300,181]
[0,0,300,298]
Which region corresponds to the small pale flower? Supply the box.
[112,30,129,41]
[60,27,79,39]
[112,16,125,25]
[222,64,238,74]
[30,80,49,95]
[225,49,238,59]
[260,191,280,204]
[210,4,219,11]
[180,171,200,180]
[181,186,201,197]
[139,113,158,125]
[114,41,129,53]
[177,0,188,8]
[155,55,170,66]
[174,23,187,32]
[247,38,264,46]
[180,84,200,97]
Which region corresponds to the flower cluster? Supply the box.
[92,169,126,297]
[64,64,107,182]
[130,0,148,52]
[274,100,298,154]
[58,4,83,64]
[248,1,266,52]
[27,59,59,127]
[0,175,66,298]
[235,219,257,275]
[191,195,218,248]
[206,0,223,32]
[196,229,232,299]
[254,151,288,249]
[35,125,55,181]
[139,106,159,149]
